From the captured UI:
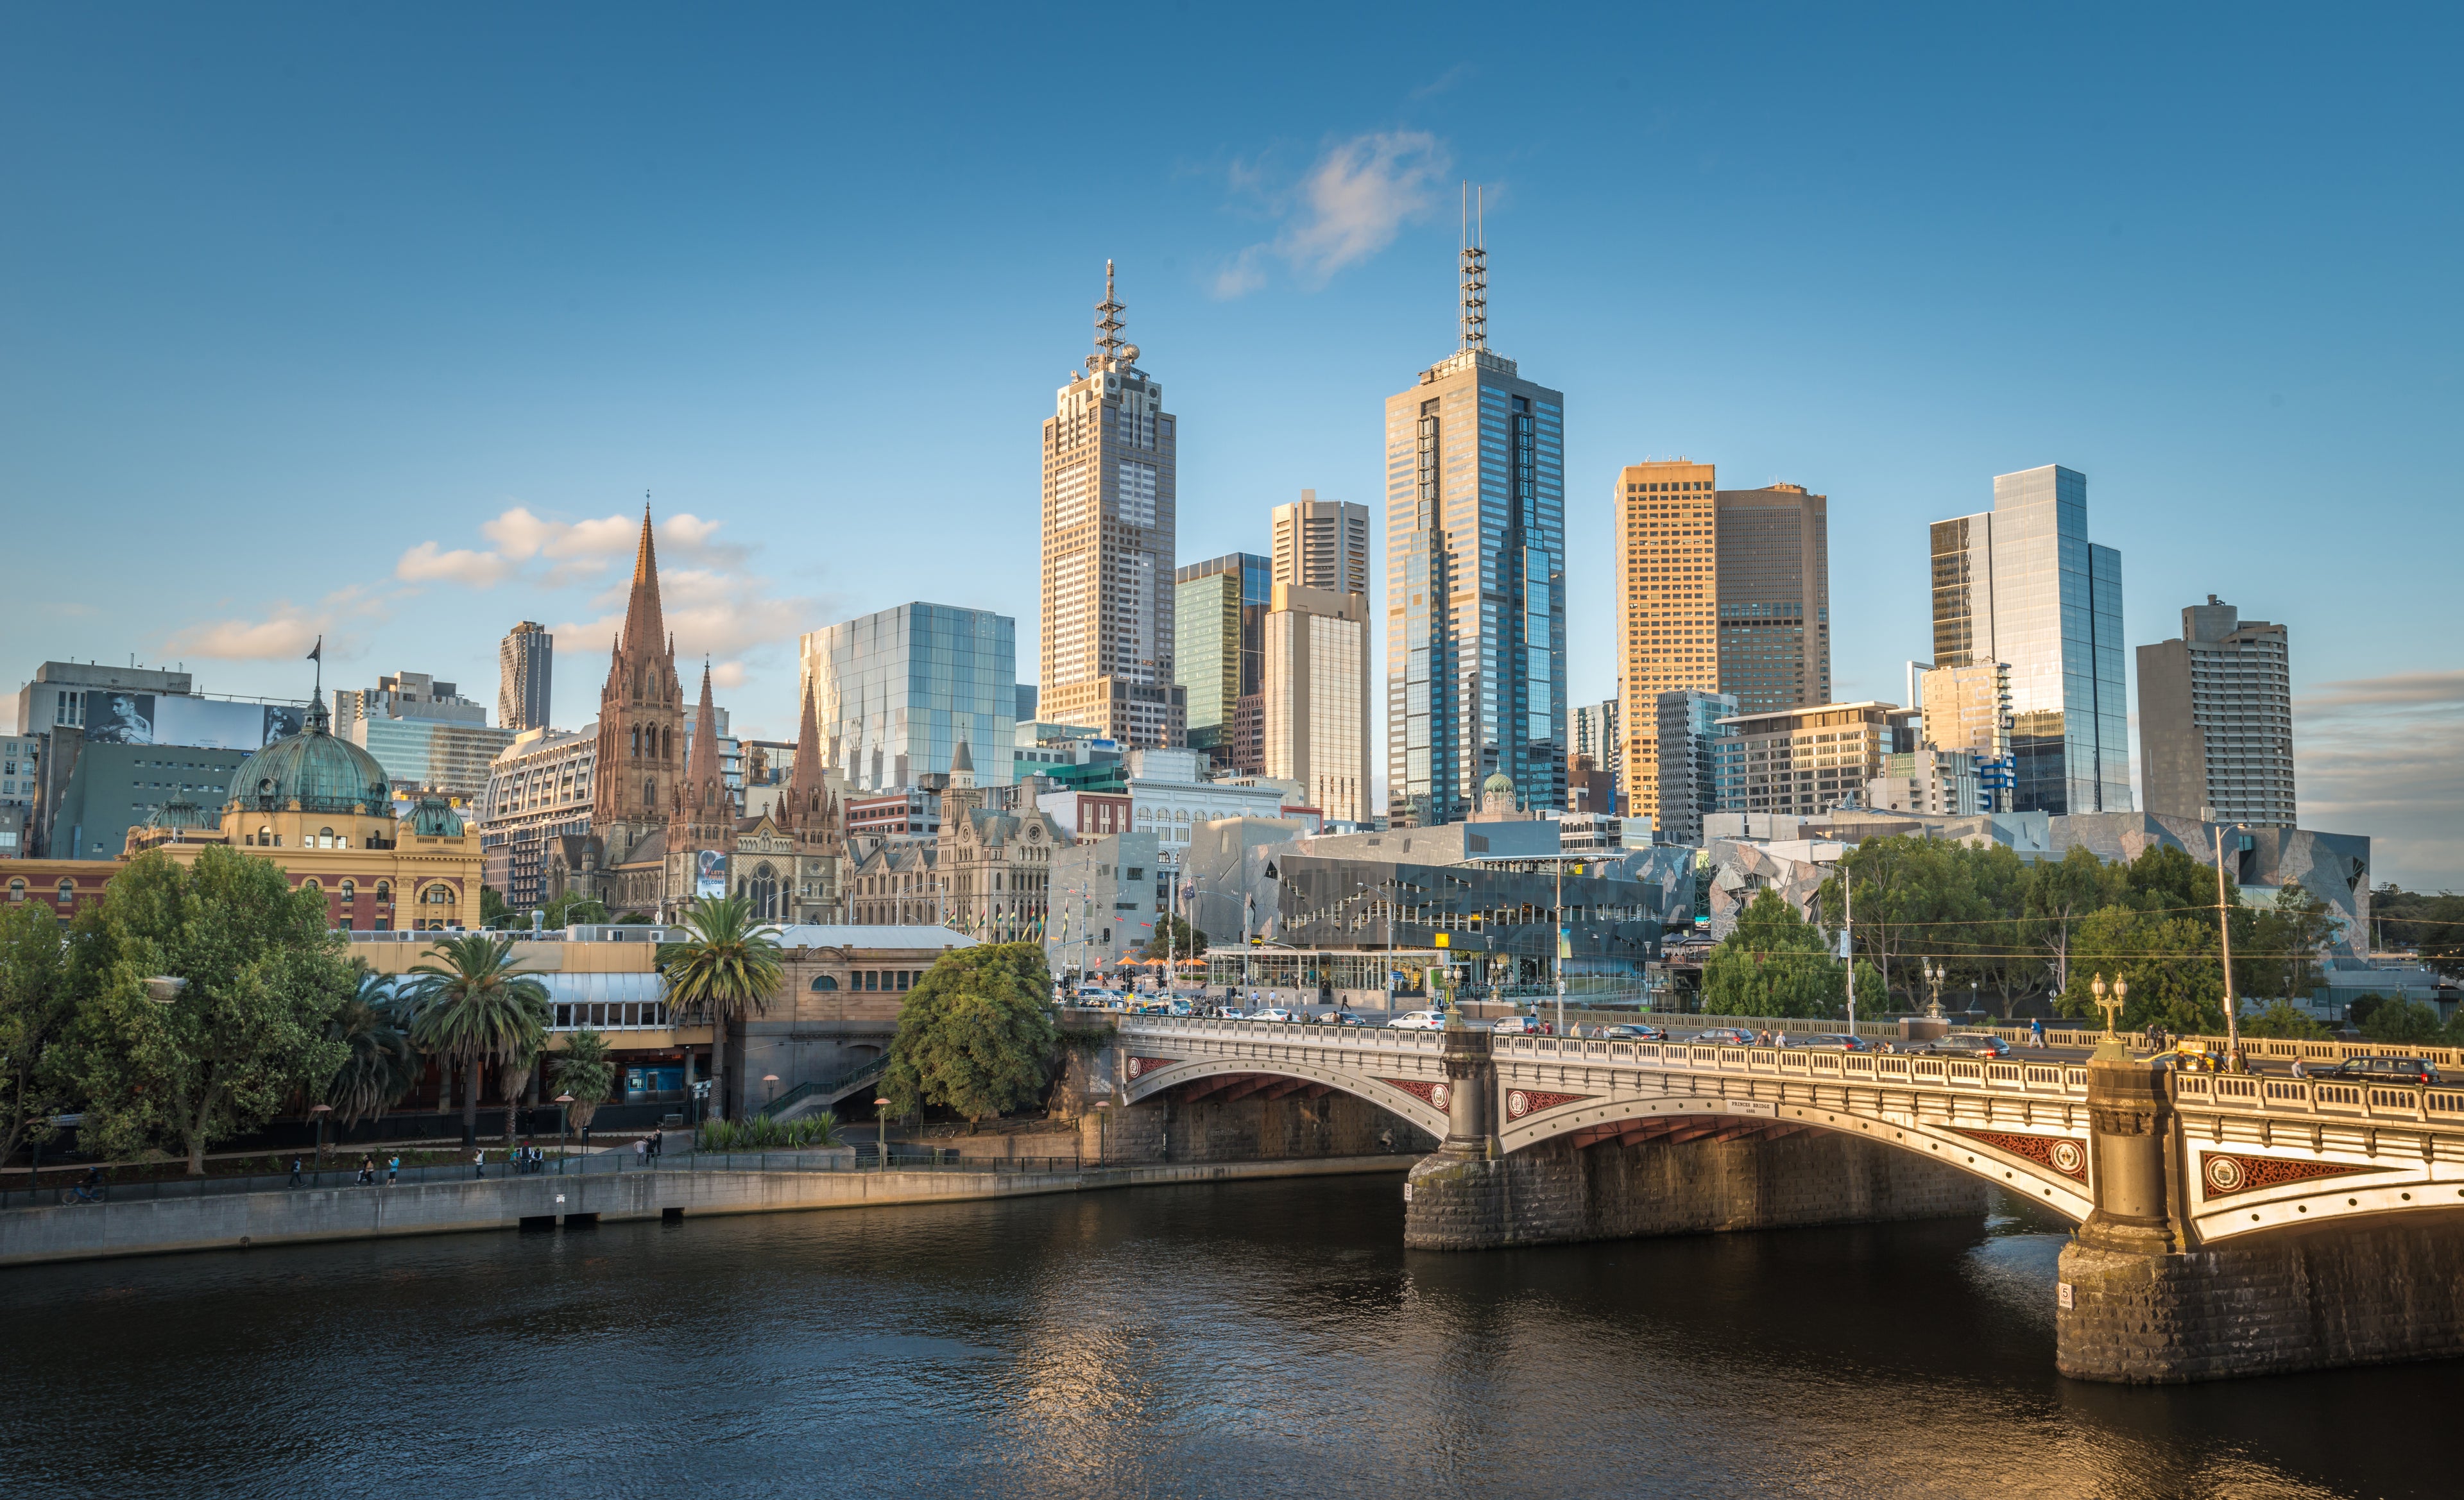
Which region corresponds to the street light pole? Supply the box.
[2212,821,2248,1070]
[1553,857,1567,1039]
[554,1093,574,1175]
[873,1096,893,1172]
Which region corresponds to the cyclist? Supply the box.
[68,1167,103,1204]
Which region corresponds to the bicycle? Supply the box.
[57,1184,106,1206]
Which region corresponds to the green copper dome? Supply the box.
[228,708,391,816]
[147,794,212,831]
[406,795,463,837]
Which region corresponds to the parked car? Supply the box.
[1794,1033,1869,1052]
[1595,1023,1669,1042]
[1249,1007,1296,1023]
[1490,1015,1541,1036]
[1389,1010,1447,1030]
[1165,1000,1195,1018]
[1691,1027,1757,1046]
[1319,1010,1369,1027]
[2316,1055,2442,1086]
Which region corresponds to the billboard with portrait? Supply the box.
[80,692,156,745]
[695,848,727,899]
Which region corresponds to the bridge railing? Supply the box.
[1487,1033,2091,1098]
[2171,1070,2464,1125]
[1117,1016,1444,1053]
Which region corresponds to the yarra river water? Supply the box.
[3,1175,2456,1499]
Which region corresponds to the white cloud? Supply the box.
[164,613,327,661]
[395,541,516,588]
[400,505,751,591]
[1217,131,1451,296]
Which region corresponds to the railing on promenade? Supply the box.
[2169,1069,2464,1127]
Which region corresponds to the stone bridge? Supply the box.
[1109,1016,2464,1384]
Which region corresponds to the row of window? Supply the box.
[810,969,921,992]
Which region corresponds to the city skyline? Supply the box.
[4,9,2459,882]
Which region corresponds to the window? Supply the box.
[340,880,355,903]
[375,882,391,903]
[318,826,336,848]
[7,878,23,901]
[810,974,839,991]
[57,880,75,905]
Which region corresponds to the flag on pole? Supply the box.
[305,637,322,663]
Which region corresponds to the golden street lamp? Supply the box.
[873,1096,893,1173]
[554,1094,575,1175]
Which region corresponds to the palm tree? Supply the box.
[549,1027,616,1135]
[325,969,424,1129]
[658,894,785,1123]
[405,934,551,1148]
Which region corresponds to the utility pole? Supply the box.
[1843,865,1856,1037]
[1553,857,1568,1038]
[2214,821,2246,1070]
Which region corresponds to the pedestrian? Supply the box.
[1775,1028,1790,1049]
[386,1154,400,1185]
[289,1155,303,1188]
[356,1155,375,1186]
[1758,1028,1773,1047]
[473,1146,485,1180]
[633,1136,647,1164]
[2030,1017,2047,1049]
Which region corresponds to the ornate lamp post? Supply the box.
[2090,973,2131,1062]
[554,1093,574,1175]
[873,1096,893,1173]
[762,1073,780,1112]
[1922,959,1947,1020]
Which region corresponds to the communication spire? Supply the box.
[1459,183,1487,351]
[1094,259,1127,366]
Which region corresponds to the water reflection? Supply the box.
[1,1178,2449,1499]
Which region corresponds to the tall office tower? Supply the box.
[1614,459,1718,822]
[2136,595,2295,826]
[1572,697,1621,812]
[800,602,1017,793]
[1040,262,1185,749]
[1929,464,2130,815]
[497,622,553,735]
[1384,225,1565,826]
[1262,583,1370,824]
[1654,689,1735,846]
[1174,552,1269,767]
[1916,660,2014,810]
[1271,490,1370,595]
[1715,483,1830,713]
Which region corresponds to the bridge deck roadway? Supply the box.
[1116,1018,2464,1244]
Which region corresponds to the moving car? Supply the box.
[1793,1033,1869,1052]
[1489,1015,1542,1036]
[1925,1032,2012,1059]
[1319,1010,1370,1027]
[1691,1027,1757,1046]
[1389,1010,1447,1030]
[2314,1055,2442,1086]
[1594,1023,1670,1042]
[1249,1007,1296,1023]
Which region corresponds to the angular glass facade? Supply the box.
[1927,466,2129,815]
[1172,552,1268,737]
[800,602,1016,793]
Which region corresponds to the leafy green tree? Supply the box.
[2361,998,2442,1044]
[404,933,551,1147]
[658,894,785,1122]
[549,1027,615,1131]
[64,846,354,1174]
[1703,889,1844,1019]
[0,903,78,1169]
[325,969,424,1127]
[480,885,510,928]
[2240,1001,2330,1040]
[538,891,610,930]
[1142,914,1206,960]
[883,943,1059,1127]
[2055,905,2224,1036]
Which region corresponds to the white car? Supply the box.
[1388,1010,1446,1030]
[1250,1007,1296,1023]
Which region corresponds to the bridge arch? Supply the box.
[1118,1054,1450,1141]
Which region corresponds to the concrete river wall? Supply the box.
[0,1155,1410,1269]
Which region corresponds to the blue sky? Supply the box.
[5,5,2460,885]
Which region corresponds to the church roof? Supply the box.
[950,738,974,774]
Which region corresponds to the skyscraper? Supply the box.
[497,622,553,735]
[1383,222,1564,826]
[800,602,1017,793]
[1173,551,1267,763]
[2137,595,2295,826]
[1614,460,1718,821]
[1040,262,1185,749]
[1715,483,1829,713]
[1572,697,1621,806]
[1271,491,1369,595]
[1656,688,1735,846]
[1929,464,2130,815]
[1262,583,1369,825]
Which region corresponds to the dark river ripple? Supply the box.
[1,1175,2453,1499]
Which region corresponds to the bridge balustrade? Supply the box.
[2171,1070,2464,1128]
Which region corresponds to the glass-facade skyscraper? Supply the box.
[800,602,1016,793]
[1928,464,2129,815]
[1383,235,1565,826]
[1173,551,1269,737]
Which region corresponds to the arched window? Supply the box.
[301,879,321,896]
[422,884,454,905]
[809,974,839,991]
[375,882,391,903]
[644,778,656,808]
[256,825,273,846]
[318,826,335,849]
[662,728,672,761]
[56,880,75,905]
[631,727,641,757]
[7,878,24,901]
[339,880,356,902]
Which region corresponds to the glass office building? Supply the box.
[1174,551,1269,737]
[1928,464,2128,815]
[800,602,1016,792]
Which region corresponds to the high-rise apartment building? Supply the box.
[1929,464,2129,815]
[1572,698,1621,810]
[1712,701,1912,819]
[1272,491,1369,595]
[1174,552,1267,766]
[1040,262,1184,749]
[1614,460,1718,822]
[2136,595,2295,826]
[334,670,513,799]
[1384,228,1564,825]
[1915,660,2015,809]
[1262,583,1369,825]
[1654,689,1734,846]
[1715,483,1830,713]
[497,622,553,735]
[801,602,1016,794]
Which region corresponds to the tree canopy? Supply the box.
[1702,889,1857,1019]
[883,943,1059,1127]
[658,894,785,1123]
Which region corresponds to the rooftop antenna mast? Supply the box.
[1459,183,1487,351]
[1094,259,1131,369]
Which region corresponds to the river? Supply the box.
[1,1175,2451,1499]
